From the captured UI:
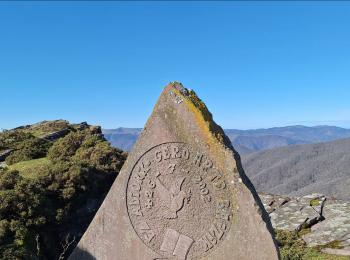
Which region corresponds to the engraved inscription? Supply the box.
[126,143,233,260]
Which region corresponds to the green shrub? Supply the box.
[0,130,32,151]
[275,229,306,260]
[0,123,128,259]
[46,131,86,162]
[5,138,53,165]
[40,120,70,133]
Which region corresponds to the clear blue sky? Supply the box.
[1,1,350,130]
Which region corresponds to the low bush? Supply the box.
[5,138,53,165]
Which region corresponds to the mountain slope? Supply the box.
[231,142,256,155]
[241,137,350,201]
[230,134,308,151]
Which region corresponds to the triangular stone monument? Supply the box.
[69,82,280,260]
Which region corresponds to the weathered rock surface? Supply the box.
[40,130,70,141]
[69,82,280,260]
[260,193,350,256]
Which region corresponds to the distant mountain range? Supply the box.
[102,125,350,201]
[102,125,350,154]
[102,128,142,152]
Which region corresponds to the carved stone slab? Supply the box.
[68,82,280,260]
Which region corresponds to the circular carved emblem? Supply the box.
[126,143,233,260]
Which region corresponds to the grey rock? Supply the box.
[72,122,89,131]
[40,130,70,141]
[0,149,18,162]
[321,247,350,256]
[259,193,350,256]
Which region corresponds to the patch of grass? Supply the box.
[275,229,349,260]
[7,158,49,177]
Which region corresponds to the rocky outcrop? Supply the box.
[40,130,70,141]
[71,122,89,131]
[0,149,18,162]
[11,125,31,130]
[260,193,350,256]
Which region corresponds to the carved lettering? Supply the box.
[208,223,224,240]
[202,195,211,203]
[194,154,203,166]
[162,146,171,160]
[193,175,211,203]
[199,182,206,189]
[202,158,213,172]
[145,199,153,209]
[193,175,202,182]
[146,190,153,198]
[209,169,227,190]
[213,179,226,190]
[131,190,140,197]
[148,180,156,189]
[218,221,227,231]
[182,147,189,160]
[137,160,151,180]
[155,150,162,162]
[129,197,140,205]
[206,232,217,245]
[198,235,214,252]
[131,205,142,216]
[131,182,141,191]
[171,145,180,158]
[218,199,230,209]
[167,163,176,174]
[140,221,155,243]
[209,169,222,181]
[216,199,231,220]
[216,211,230,220]
[201,188,209,195]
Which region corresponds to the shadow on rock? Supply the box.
[67,247,97,260]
